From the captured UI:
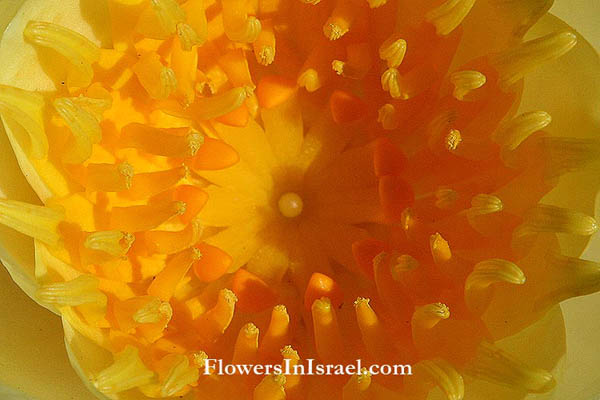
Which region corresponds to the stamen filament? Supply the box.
[0,199,63,246]
[147,247,201,301]
[412,303,450,331]
[85,162,134,192]
[312,297,344,363]
[36,275,107,306]
[233,322,259,363]
[195,288,238,343]
[120,123,204,157]
[161,354,199,397]
[93,345,155,394]
[254,374,286,400]
[110,200,186,232]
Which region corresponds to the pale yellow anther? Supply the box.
[160,354,199,397]
[85,162,134,192]
[176,23,203,51]
[450,70,487,100]
[133,297,173,324]
[182,0,208,46]
[84,230,134,258]
[71,93,112,122]
[411,359,464,400]
[258,46,275,66]
[391,254,419,280]
[412,303,450,331]
[149,0,186,36]
[381,68,404,99]
[400,208,414,232]
[466,341,555,393]
[493,111,551,151]
[254,374,286,400]
[93,345,155,394]
[280,345,301,391]
[467,194,503,217]
[377,104,400,130]
[518,205,598,237]
[120,123,204,157]
[435,188,459,209]
[366,0,387,8]
[195,289,238,343]
[233,323,259,363]
[426,0,477,36]
[297,69,321,92]
[465,259,525,314]
[445,129,462,151]
[36,275,107,307]
[379,35,407,68]
[190,86,253,120]
[323,0,356,40]
[540,137,600,176]
[300,0,321,4]
[332,60,346,76]
[0,199,63,246]
[192,351,209,369]
[0,85,47,159]
[222,0,262,43]
[54,97,102,164]
[133,53,178,99]
[23,21,100,87]
[490,31,577,89]
[430,233,452,264]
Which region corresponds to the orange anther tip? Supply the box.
[174,185,208,224]
[329,90,366,124]
[304,272,343,310]
[256,75,297,109]
[232,269,278,313]
[352,238,390,279]
[215,103,250,127]
[193,243,232,282]
[374,137,408,177]
[379,175,414,223]
[187,136,239,170]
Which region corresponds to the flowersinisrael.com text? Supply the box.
[204,358,412,376]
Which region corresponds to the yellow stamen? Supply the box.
[297,69,321,92]
[195,288,237,343]
[0,85,47,159]
[465,259,525,315]
[0,199,63,246]
[516,205,598,237]
[176,23,203,51]
[92,345,155,394]
[148,247,201,301]
[377,104,400,130]
[490,31,577,89]
[254,20,276,66]
[254,374,286,400]
[132,53,178,99]
[120,123,203,157]
[354,297,389,361]
[110,200,186,232]
[161,354,199,397]
[36,275,107,306]
[445,129,462,151]
[186,86,253,120]
[435,188,459,209]
[182,0,208,47]
[450,70,486,101]
[148,0,186,36]
[312,297,344,363]
[233,323,259,363]
[408,359,464,400]
[133,297,173,324]
[391,254,419,280]
[278,192,304,218]
[192,351,209,369]
[259,305,290,359]
[493,111,551,152]
[222,0,262,43]
[84,230,134,258]
[280,346,301,392]
[381,68,403,99]
[466,341,555,393]
[430,233,452,265]
[53,97,102,164]
[70,92,113,121]
[412,303,450,331]
[426,0,477,36]
[323,0,356,40]
[467,194,503,217]
[23,21,100,87]
[144,219,204,255]
[85,162,134,192]
[379,35,407,68]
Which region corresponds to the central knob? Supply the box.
[278,192,304,218]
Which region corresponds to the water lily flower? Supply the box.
[0,0,599,399]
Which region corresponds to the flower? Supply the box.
[1,0,600,399]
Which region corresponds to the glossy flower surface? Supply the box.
[0,0,600,399]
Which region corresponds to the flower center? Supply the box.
[277,192,304,218]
